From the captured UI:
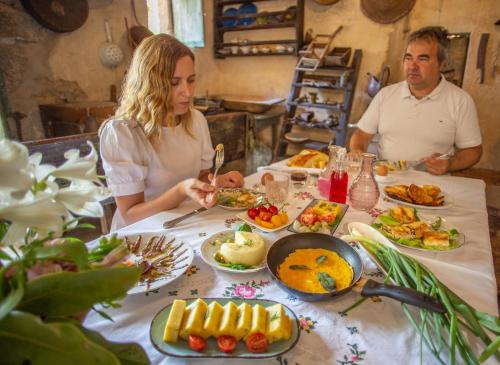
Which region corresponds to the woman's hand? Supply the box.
[209,171,244,188]
[180,178,218,208]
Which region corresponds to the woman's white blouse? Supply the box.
[99,109,215,229]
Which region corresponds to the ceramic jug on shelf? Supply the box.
[367,65,390,97]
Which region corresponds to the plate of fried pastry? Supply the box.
[383,184,452,209]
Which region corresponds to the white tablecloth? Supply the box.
[84,169,498,365]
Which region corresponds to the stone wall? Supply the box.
[0,0,147,141]
[193,0,500,170]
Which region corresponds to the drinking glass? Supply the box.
[290,170,309,189]
[265,172,290,205]
[345,153,362,189]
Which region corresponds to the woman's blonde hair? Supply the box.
[109,34,195,141]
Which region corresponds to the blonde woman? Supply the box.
[99,34,244,229]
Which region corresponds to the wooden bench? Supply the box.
[23,132,115,234]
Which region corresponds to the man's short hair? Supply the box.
[407,26,449,64]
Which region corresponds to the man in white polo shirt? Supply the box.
[349,26,482,175]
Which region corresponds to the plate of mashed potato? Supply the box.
[201,229,270,274]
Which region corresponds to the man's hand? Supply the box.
[180,178,218,208]
[422,153,450,175]
[209,171,244,188]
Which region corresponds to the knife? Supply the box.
[477,33,490,84]
[163,207,207,229]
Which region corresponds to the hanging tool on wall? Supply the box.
[476,33,489,84]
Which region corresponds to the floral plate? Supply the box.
[150,298,300,359]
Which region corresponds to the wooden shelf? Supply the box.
[216,51,295,58]
[288,101,344,111]
[214,0,304,59]
[276,49,363,156]
[217,0,277,5]
[217,21,296,32]
[292,83,350,91]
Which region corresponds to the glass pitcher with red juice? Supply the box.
[329,151,348,204]
[318,145,344,198]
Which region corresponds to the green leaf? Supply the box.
[0,280,24,321]
[33,241,89,270]
[431,217,442,230]
[289,265,311,270]
[0,222,8,242]
[17,266,141,317]
[77,223,96,229]
[0,248,12,261]
[317,272,336,292]
[237,223,253,232]
[0,311,121,364]
[478,334,500,363]
[80,327,150,365]
[379,215,400,226]
[316,255,327,265]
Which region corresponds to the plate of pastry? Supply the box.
[383,183,453,209]
[371,206,464,251]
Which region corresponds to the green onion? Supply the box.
[342,235,500,365]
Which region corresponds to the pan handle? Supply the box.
[361,279,446,313]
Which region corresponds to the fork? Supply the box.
[211,144,224,186]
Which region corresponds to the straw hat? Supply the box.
[360,0,416,24]
[313,0,340,5]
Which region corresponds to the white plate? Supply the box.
[372,213,465,252]
[374,174,395,184]
[217,188,264,211]
[382,187,453,210]
[235,199,308,233]
[200,230,271,274]
[89,232,193,295]
[284,132,309,143]
[270,158,324,175]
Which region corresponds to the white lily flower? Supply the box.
[51,141,101,184]
[56,181,111,217]
[0,139,34,194]
[28,152,56,182]
[0,185,66,246]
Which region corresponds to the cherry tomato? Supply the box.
[245,332,268,353]
[258,205,269,214]
[268,205,279,215]
[247,207,259,220]
[260,211,272,222]
[188,335,206,352]
[217,335,237,353]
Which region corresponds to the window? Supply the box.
[172,0,205,48]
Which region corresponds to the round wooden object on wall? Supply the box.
[313,0,341,5]
[360,0,416,24]
[21,0,89,33]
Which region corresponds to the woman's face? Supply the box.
[171,55,195,115]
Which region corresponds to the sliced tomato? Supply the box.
[319,213,336,224]
[188,334,206,352]
[217,335,237,353]
[245,332,268,353]
[299,213,317,226]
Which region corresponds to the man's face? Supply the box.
[403,39,442,91]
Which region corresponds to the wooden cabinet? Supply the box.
[213,0,304,58]
[39,101,117,138]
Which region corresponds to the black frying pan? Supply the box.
[266,233,445,313]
